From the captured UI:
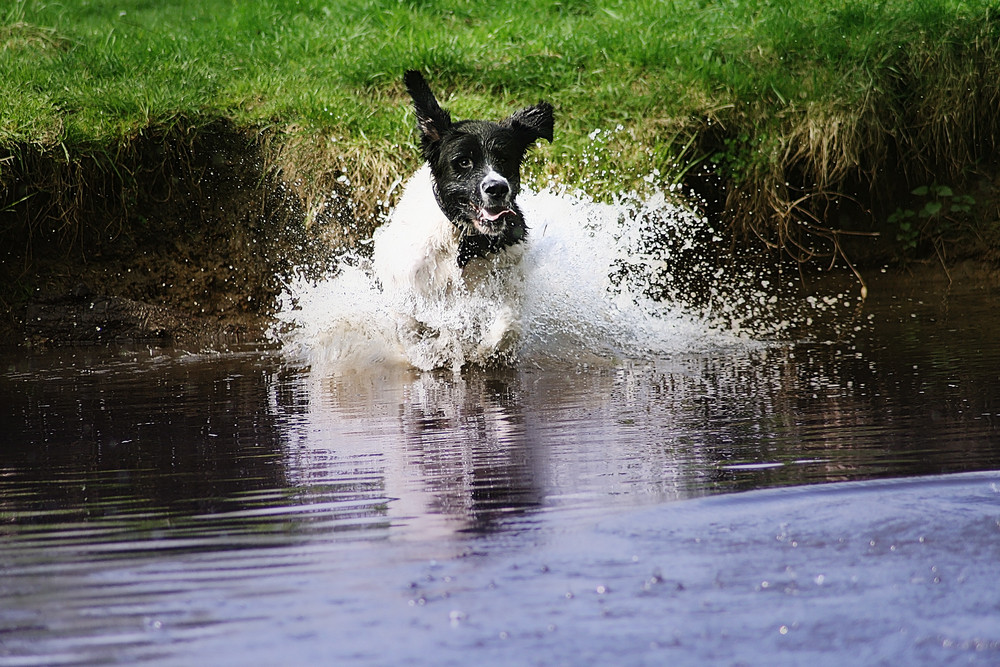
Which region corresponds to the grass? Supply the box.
[3,0,1000,259]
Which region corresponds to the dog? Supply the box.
[372,71,554,367]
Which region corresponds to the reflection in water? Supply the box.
[271,288,1000,536]
[4,303,1000,542]
[274,367,545,536]
[1,350,288,522]
[1,274,1000,664]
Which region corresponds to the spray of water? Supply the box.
[272,171,805,373]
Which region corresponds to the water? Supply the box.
[2,184,1000,665]
[276,186,760,372]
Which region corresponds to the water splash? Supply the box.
[274,184,779,372]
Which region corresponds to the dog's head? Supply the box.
[404,70,554,266]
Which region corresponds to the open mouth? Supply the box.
[472,206,516,235]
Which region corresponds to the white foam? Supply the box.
[274,185,760,372]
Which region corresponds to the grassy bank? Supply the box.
[3,0,1000,328]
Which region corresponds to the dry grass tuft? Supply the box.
[0,21,69,53]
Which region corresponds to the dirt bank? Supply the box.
[3,121,999,349]
[1,122,358,347]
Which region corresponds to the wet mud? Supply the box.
[1,122,352,347]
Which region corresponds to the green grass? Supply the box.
[3,0,1000,252]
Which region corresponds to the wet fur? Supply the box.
[372,71,553,363]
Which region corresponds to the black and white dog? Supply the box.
[373,71,554,364]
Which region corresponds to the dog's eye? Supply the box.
[455,157,474,171]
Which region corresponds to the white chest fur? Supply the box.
[373,166,524,300]
[371,166,525,367]
[373,166,462,297]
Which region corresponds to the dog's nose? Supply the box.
[481,175,510,199]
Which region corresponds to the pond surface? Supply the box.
[2,269,1000,665]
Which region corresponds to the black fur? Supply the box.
[403,70,554,267]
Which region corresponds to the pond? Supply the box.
[3,188,1000,665]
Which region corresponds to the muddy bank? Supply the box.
[1,122,359,347]
[3,121,1000,349]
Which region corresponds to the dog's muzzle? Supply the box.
[473,173,516,235]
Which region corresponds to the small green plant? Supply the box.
[710,132,775,184]
[888,183,975,252]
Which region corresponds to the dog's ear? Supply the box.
[404,70,452,145]
[504,101,555,146]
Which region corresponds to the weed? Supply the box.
[889,184,976,252]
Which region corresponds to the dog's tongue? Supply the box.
[479,207,515,222]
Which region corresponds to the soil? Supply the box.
[1,123,350,349]
[3,123,999,350]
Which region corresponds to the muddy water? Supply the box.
[2,269,1000,665]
